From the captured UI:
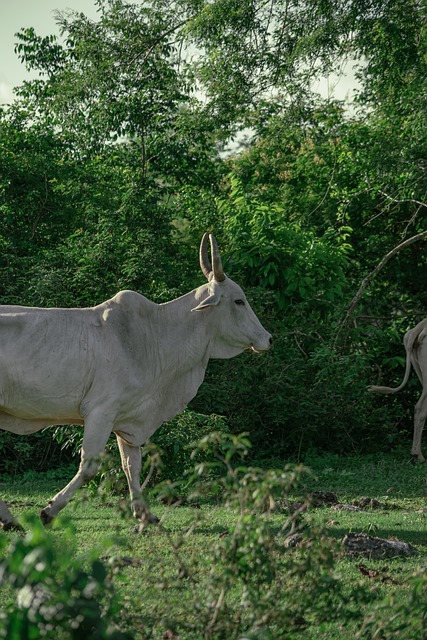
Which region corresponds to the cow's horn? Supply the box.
[210,234,225,282]
[200,233,212,280]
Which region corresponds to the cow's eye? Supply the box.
[235,299,245,306]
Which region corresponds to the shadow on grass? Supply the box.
[323,525,427,547]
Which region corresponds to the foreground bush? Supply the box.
[0,517,129,639]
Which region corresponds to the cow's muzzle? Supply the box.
[250,335,272,353]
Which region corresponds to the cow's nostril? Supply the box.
[269,337,273,345]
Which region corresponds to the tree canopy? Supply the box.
[0,0,426,468]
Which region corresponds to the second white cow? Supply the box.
[368,317,427,462]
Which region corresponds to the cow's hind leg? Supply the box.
[412,391,427,463]
[116,435,158,526]
[41,414,112,524]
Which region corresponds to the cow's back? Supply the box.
[0,304,101,418]
[0,293,152,420]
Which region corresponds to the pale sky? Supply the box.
[0,0,99,104]
[0,0,358,106]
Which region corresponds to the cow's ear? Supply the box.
[191,291,221,311]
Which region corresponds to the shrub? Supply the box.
[151,431,370,638]
[151,410,230,481]
[0,516,130,640]
[52,411,230,487]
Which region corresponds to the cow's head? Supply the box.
[192,233,272,358]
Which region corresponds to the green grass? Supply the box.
[301,447,427,497]
[1,450,426,639]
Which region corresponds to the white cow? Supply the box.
[0,234,272,530]
[368,317,427,462]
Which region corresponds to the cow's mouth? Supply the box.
[249,335,272,353]
[249,345,267,354]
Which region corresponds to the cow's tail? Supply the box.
[367,324,421,395]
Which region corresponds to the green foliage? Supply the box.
[192,298,403,457]
[219,174,350,309]
[181,0,427,135]
[0,111,187,306]
[0,430,66,475]
[0,0,426,468]
[359,575,427,639]
[15,2,187,148]
[178,433,353,638]
[152,411,230,481]
[0,516,129,639]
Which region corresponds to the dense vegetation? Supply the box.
[1,3,426,638]
[0,0,426,470]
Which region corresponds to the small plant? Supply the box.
[150,432,370,639]
[359,573,427,639]
[0,516,130,640]
[152,411,230,481]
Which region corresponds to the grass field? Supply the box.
[0,447,426,639]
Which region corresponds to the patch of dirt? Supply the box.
[5,500,36,507]
[309,492,339,507]
[356,563,399,583]
[351,497,399,510]
[299,493,400,512]
[332,504,363,512]
[343,532,418,559]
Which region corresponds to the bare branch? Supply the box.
[337,229,427,341]
[378,191,427,210]
[307,147,337,218]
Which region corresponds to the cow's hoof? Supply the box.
[40,509,54,526]
[148,512,160,525]
[410,454,425,465]
[132,512,159,534]
[2,520,24,532]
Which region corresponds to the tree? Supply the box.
[1,0,426,461]
[13,0,219,181]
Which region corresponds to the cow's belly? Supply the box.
[1,403,82,421]
[0,375,85,421]
[0,411,83,435]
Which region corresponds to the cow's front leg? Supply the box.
[116,435,158,526]
[41,413,112,524]
[412,391,427,463]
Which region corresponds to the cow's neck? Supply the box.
[131,288,211,424]
[155,287,211,373]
